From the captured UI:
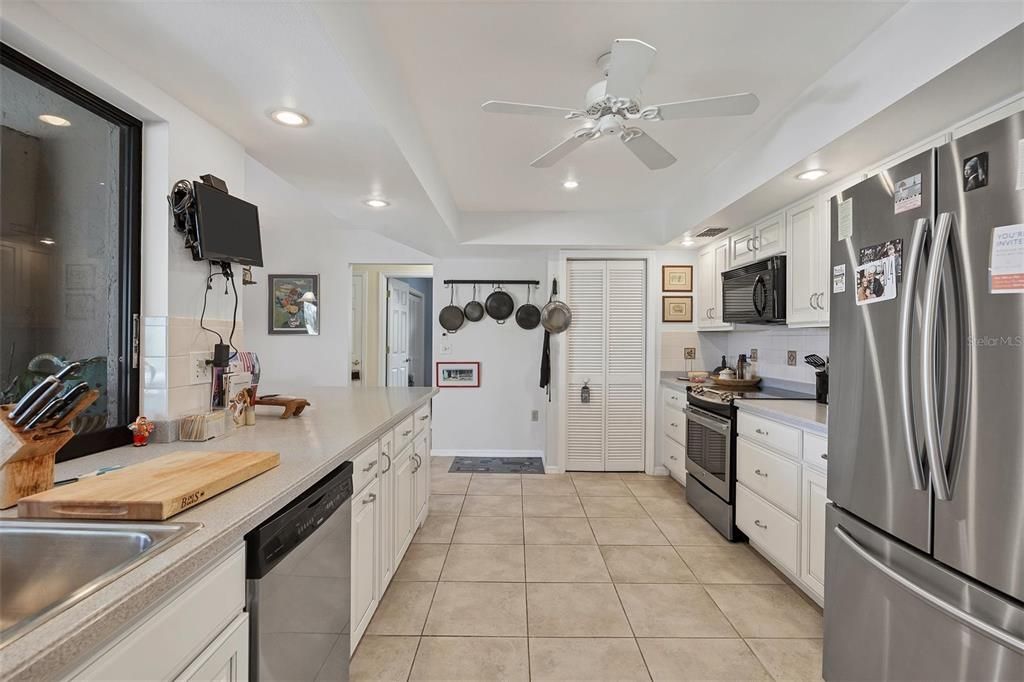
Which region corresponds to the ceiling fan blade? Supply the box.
[530,132,591,168]
[482,100,581,118]
[645,93,760,120]
[621,129,676,170]
[605,39,656,100]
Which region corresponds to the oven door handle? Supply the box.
[684,407,731,435]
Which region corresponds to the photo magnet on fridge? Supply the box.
[833,264,846,293]
[854,256,897,306]
[963,152,989,192]
[894,174,922,214]
[859,239,903,282]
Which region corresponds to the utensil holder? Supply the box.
[815,371,829,405]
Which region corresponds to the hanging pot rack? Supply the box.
[443,279,540,286]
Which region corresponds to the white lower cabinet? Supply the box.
[801,468,828,600]
[175,613,249,682]
[377,432,396,593]
[394,442,416,564]
[661,387,687,481]
[351,477,380,650]
[413,430,430,526]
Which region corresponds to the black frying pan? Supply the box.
[439,286,465,332]
[515,285,541,330]
[464,284,485,322]
[485,284,515,324]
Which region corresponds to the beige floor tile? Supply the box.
[350,635,420,682]
[525,545,610,582]
[616,583,738,637]
[745,638,824,681]
[409,636,529,681]
[569,471,622,480]
[395,544,449,581]
[654,516,731,546]
[638,638,771,681]
[675,545,784,584]
[573,478,633,496]
[523,494,585,517]
[366,582,436,635]
[617,472,664,481]
[581,495,648,518]
[522,477,576,495]
[452,516,524,544]
[467,477,523,495]
[624,479,685,498]
[430,475,470,494]
[529,638,649,682]
[636,495,699,519]
[524,517,596,545]
[601,545,697,583]
[472,472,523,478]
[526,583,632,637]
[705,585,824,638]
[423,582,527,636]
[460,494,523,516]
[589,517,669,545]
[440,544,525,582]
[411,515,457,544]
[428,494,464,515]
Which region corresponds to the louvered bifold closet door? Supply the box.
[604,260,646,471]
[566,260,607,471]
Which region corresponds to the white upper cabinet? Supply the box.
[786,198,829,327]
[730,212,785,268]
[696,239,733,330]
[729,225,757,267]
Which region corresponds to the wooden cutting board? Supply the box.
[17,449,280,520]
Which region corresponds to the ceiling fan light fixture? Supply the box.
[796,168,829,181]
[39,237,56,245]
[270,109,310,127]
[364,198,390,208]
[562,179,579,189]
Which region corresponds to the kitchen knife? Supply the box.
[51,384,96,427]
[13,381,65,427]
[22,383,89,430]
[8,362,82,421]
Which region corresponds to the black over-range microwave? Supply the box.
[721,255,786,324]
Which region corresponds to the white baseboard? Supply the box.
[544,465,563,474]
[431,449,545,460]
[651,465,670,477]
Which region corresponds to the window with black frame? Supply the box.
[0,44,141,460]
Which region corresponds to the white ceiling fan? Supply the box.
[481,38,759,171]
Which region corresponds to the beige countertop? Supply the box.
[735,398,828,435]
[0,386,436,681]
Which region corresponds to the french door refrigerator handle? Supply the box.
[921,212,954,500]
[897,217,929,491]
[835,525,1024,655]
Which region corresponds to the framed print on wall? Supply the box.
[268,274,320,335]
[436,361,480,388]
[662,296,693,323]
[662,265,693,292]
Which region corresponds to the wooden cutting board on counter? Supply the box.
[17,449,280,520]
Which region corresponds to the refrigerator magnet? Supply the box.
[833,264,846,293]
[990,224,1024,294]
[854,256,897,306]
[837,198,853,240]
[963,152,988,192]
[859,239,903,282]
[894,174,922,214]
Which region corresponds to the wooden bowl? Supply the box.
[712,376,762,390]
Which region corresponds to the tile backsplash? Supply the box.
[696,327,829,385]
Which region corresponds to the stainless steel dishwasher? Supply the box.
[245,461,353,681]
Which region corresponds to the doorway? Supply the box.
[390,277,432,387]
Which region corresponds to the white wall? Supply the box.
[653,250,703,375]
[431,258,548,458]
[698,327,829,386]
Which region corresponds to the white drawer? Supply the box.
[662,403,686,446]
[414,404,431,433]
[737,410,801,458]
[352,441,380,494]
[737,437,801,518]
[662,435,685,477]
[736,484,800,575]
[395,415,416,453]
[663,388,686,410]
[803,431,829,473]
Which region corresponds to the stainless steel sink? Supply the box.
[0,519,201,647]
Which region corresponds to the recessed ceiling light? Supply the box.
[562,179,579,189]
[39,237,56,245]
[364,198,390,208]
[38,114,70,127]
[680,238,695,247]
[796,168,829,181]
[270,109,310,127]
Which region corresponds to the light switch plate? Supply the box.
[787,350,798,366]
[684,347,696,360]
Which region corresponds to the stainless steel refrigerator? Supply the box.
[825,111,1024,680]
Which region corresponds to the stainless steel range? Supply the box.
[684,384,814,540]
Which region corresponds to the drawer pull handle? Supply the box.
[670,423,679,428]
[402,429,413,436]
[754,468,768,477]
[419,415,430,421]
[669,455,677,460]
[362,460,377,472]
[362,493,377,505]
[755,428,768,436]
[820,453,828,460]
[754,519,767,529]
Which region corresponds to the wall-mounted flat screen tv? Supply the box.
[194,181,264,266]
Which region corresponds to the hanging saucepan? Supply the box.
[439,285,465,333]
[464,284,485,322]
[540,277,572,334]
[515,285,541,330]
[485,284,515,324]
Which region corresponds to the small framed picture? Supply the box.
[436,361,480,388]
[662,296,693,323]
[268,274,320,335]
[662,265,693,292]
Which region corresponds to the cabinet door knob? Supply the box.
[362,493,377,505]
[754,519,767,529]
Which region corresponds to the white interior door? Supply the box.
[386,279,410,387]
[408,290,425,387]
[566,260,607,471]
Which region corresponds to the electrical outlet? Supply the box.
[189,351,213,385]
[787,350,798,366]
[531,410,539,422]
[684,347,696,360]
[750,348,758,361]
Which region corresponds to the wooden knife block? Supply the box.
[0,390,99,509]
